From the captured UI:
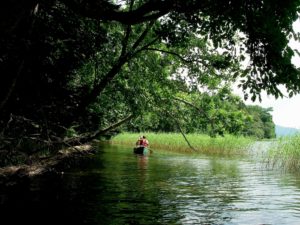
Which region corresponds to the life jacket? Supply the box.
[142,139,149,147]
[138,139,143,146]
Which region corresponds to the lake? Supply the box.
[1,143,300,225]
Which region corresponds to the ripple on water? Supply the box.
[2,146,300,225]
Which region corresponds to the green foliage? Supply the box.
[124,88,275,139]
[65,126,78,138]
[0,0,296,164]
[243,106,276,139]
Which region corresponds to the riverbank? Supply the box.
[110,132,254,156]
[0,144,96,185]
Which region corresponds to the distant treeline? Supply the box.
[123,99,275,139]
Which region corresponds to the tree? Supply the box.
[0,0,296,164]
[63,0,300,98]
[2,0,300,99]
[243,106,275,139]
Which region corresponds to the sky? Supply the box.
[234,20,300,129]
[235,88,300,129]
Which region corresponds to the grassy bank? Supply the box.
[266,134,300,172]
[110,132,253,156]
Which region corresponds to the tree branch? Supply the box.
[143,47,207,66]
[177,121,197,151]
[145,48,190,62]
[62,0,171,25]
[131,20,155,50]
[80,21,155,109]
[167,111,197,151]
[172,97,207,116]
[92,114,134,137]
[172,97,216,134]
[120,0,134,57]
[133,37,160,55]
[63,114,134,145]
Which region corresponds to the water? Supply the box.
[1,144,300,225]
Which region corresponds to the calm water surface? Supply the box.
[1,144,300,225]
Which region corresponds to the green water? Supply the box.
[1,143,300,225]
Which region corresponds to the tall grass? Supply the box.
[267,134,300,172]
[109,132,253,156]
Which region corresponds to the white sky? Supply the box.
[234,19,300,129]
[235,89,300,129]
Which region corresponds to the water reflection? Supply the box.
[1,145,300,224]
[154,158,243,224]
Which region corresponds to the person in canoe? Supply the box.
[134,135,150,154]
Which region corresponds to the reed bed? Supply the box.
[266,134,300,172]
[110,132,253,156]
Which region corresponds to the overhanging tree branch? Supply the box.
[120,1,134,57]
[64,114,134,145]
[142,47,208,66]
[167,111,197,151]
[62,0,171,25]
[173,97,208,117]
[80,21,156,109]
[145,48,190,63]
[172,97,216,135]
[131,20,155,50]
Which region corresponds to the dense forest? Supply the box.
[1,0,299,166]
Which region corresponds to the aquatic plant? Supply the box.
[267,134,300,172]
[110,132,253,156]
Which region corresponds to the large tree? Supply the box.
[2,0,300,98]
[0,0,299,164]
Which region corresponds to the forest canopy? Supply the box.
[0,0,299,165]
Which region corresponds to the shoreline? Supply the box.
[0,144,96,184]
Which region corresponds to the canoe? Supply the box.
[133,146,149,155]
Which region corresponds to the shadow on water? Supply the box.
[0,153,106,225]
[1,143,300,224]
